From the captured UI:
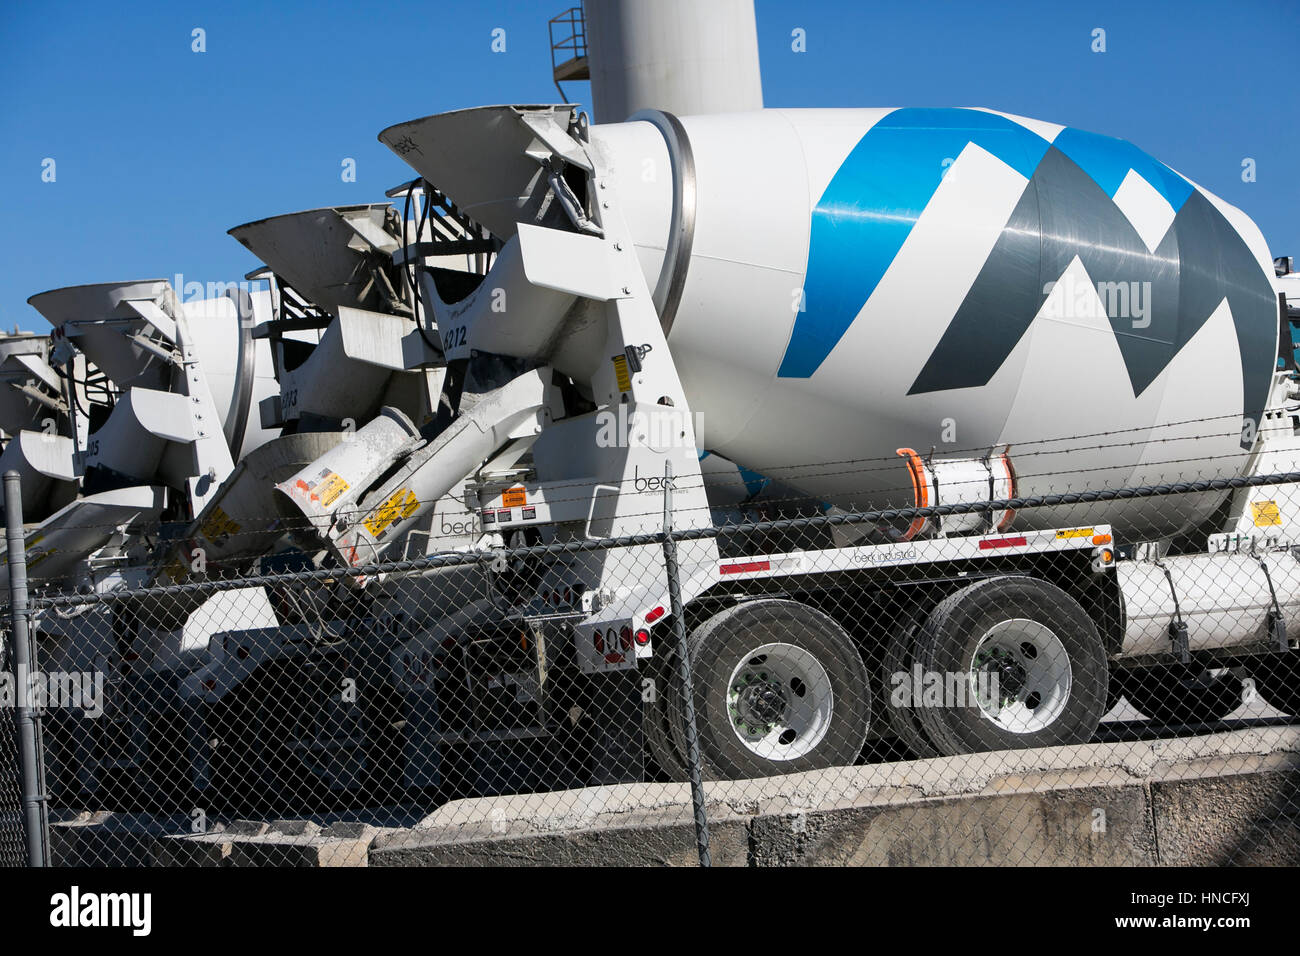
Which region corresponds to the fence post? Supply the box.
[661,463,711,866]
[5,472,49,866]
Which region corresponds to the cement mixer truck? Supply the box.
[90,99,1285,793]
[10,100,1300,799]
[9,3,1300,799]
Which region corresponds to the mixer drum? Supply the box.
[595,107,1281,539]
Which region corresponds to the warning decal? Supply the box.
[612,355,632,393]
[200,505,242,542]
[298,468,350,508]
[1252,500,1282,527]
[363,488,420,538]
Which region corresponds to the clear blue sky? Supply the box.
[1,0,1295,332]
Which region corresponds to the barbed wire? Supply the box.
[20,467,1300,610]
[11,436,1295,555]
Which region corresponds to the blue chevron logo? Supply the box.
[779,108,1050,378]
[778,107,1277,448]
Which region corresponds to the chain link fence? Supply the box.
[0,624,26,867]
[4,464,1300,866]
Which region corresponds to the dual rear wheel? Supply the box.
[892,577,1109,757]
[647,577,1113,779]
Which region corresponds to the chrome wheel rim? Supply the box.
[726,642,833,760]
[969,619,1072,734]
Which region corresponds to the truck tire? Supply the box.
[667,599,870,780]
[1115,664,1243,725]
[881,616,940,760]
[913,577,1109,756]
[643,655,686,778]
[1253,655,1300,716]
[1105,678,1121,717]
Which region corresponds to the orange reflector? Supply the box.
[1092,533,1112,546]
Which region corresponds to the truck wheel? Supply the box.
[914,577,1109,756]
[668,599,870,780]
[881,616,940,760]
[1115,664,1243,725]
[1253,655,1300,716]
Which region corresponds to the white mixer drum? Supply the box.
[596,107,1281,539]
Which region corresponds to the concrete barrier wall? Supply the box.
[47,727,1300,866]
[369,727,1300,867]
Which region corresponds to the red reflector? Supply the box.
[645,606,665,623]
[720,560,771,575]
[634,629,651,646]
[979,536,1028,550]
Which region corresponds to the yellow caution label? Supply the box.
[313,470,349,507]
[363,488,420,538]
[200,505,241,541]
[612,354,632,393]
[502,487,527,508]
[1252,500,1282,527]
[1055,527,1095,539]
